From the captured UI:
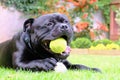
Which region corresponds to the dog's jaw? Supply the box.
[41,37,71,60]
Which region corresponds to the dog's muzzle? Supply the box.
[59,24,69,32]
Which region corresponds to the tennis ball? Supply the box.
[50,38,67,53]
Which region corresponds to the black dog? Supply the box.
[0,13,101,72]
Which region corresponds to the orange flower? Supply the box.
[80,0,87,8]
[100,25,109,32]
[81,8,85,12]
[90,29,95,40]
[85,5,89,9]
[69,0,87,8]
[72,1,80,7]
[89,0,97,4]
[56,1,60,5]
[82,13,88,19]
[75,22,89,32]
[97,21,109,32]
[66,0,73,2]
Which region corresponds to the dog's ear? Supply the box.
[23,18,34,32]
[23,18,34,49]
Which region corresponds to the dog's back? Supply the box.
[0,38,17,67]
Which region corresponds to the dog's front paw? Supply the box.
[41,58,57,71]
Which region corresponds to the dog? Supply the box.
[0,13,101,72]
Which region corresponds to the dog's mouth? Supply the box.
[41,35,71,59]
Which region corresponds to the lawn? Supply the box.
[0,54,120,80]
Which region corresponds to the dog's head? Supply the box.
[23,13,73,60]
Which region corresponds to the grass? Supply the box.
[0,54,120,80]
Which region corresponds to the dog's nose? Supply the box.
[60,24,69,31]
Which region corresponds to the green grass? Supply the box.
[0,54,120,80]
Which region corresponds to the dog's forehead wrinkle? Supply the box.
[33,13,69,26]
[54,15,68,22]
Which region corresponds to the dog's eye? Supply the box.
[64,20,68,23]
[47,22,53,26]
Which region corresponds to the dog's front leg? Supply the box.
[13,51,57,71]
[62,60,101,72]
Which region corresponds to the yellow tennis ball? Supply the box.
[50,38,67,53]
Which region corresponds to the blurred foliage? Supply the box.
[115,39,120,46]
[90,44,106,50]
[71,37,92,48]
[71,37,120,49]
[96,0,112,26]
[90,43,120,50]
[0,0,112,22]
[92,39,113,46]
[106,43,120,50]
[0,0,113,40]
[0,0,58,16]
